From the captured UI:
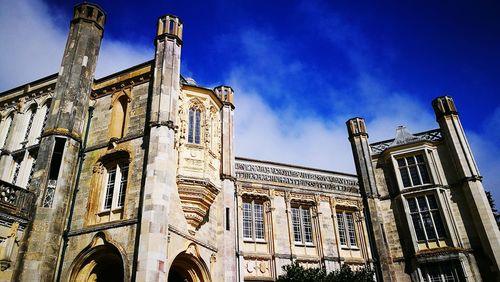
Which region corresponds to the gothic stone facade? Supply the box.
[0,3,498,282]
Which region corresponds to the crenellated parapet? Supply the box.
[72,3,106,31]
[214,85,234,106]
[156,15,183,44]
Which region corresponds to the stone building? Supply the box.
[0,2,497,282]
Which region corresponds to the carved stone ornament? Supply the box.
[177,177,220,231]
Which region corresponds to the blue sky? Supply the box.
[0,0,499,203]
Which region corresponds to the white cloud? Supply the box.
[0,0,151,91]
[0,0,66,90]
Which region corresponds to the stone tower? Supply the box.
[346,118,389,282]
[12,3,105,281]
[432,96,500,280]
[135,15,183,281]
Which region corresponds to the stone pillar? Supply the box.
[13,3,105,281]
[432,96,500,280]
[135,15,182,281]
[215,86,238,282]
[346,117,392,282]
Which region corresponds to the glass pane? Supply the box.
[194,110,201,144]
[432,211,447,238]
[409,165,421,185]
[415,155,425,163]
[104,168,116,210]
[291,208,302,242]
[411,214,426,241]
[188,109,194,143]
[419,164,431,184]
[242,202,253,239]
[346,213,357,246]
[422,212,436,240]
[254,203,264,239]
[117,165,128,208]
[302,208,313,243]
[427,195,438,209]
[337,212,347,245]
[406,156,416,165]
[400,168,412,187]
[417,196,429,211]
[407,198,418,213]
[397,158,406,167]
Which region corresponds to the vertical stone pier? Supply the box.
[13,3,105,281]
[433,96,500,281]
[215,86,238,282]
[346,118,391,282]
[135,15,182,281]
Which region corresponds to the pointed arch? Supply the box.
[168,244,212,282]
[109,90,131,140]
[68,232,128,282]
[187,99,204,145]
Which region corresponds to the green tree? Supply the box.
[277,262,374,282]
[486,191,500,230]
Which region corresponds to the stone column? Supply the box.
[13,3,105,281]
[433,96,500,280]
[346,117,392,282]
[135,15,182,281]
[215,86,238,282]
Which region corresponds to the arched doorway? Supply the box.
[69,233,126,282]
[168,252,211,282]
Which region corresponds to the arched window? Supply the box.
[23,106,36,143]
[188,106,201,144]
[87,151,130,225]
[28,99,51,145]
[0,113,14,148]
[109,92,129,140]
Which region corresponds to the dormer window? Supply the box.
[397,154,431,188]
[188,106,201,144]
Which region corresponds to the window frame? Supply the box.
[291,204,314,246]
[336,210,359,249]
[101,162,129,213]
[187,105,202,145]
[404,192,448,246]
[396,154,432,188]
[242,199,266,242]
[420,260,465,282]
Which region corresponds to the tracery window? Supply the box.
[291,205,313,245]
[11,159,21,185]
[242,199,265,241]
[188,106,201,144]
[337,211,357,248]
[0,113,14,148]
[407,194,446,243]
[23,107,36,142]
[397,154,431,188]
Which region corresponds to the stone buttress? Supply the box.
[135,15,183,281]
[346,118,393,282]
[433,96,500,281]
[215,86,239,282]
